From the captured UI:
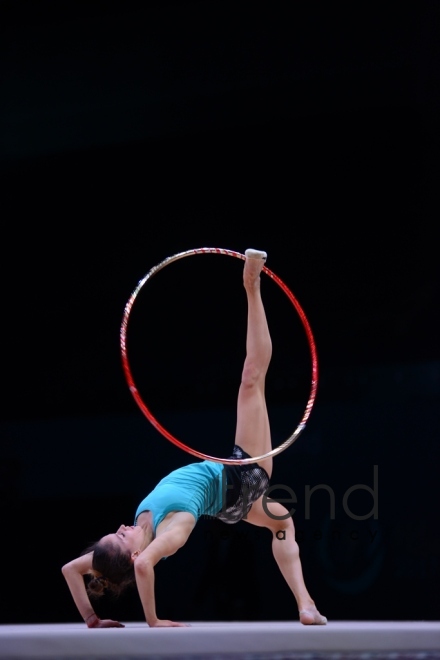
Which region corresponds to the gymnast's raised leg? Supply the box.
[236,249,327,625]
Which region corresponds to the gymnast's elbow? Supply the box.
[61,561,74,577]
[134,556,154,579]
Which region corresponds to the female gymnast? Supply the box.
[62,249,327,628]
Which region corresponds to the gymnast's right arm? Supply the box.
[134,520,193,627]
[61,553,124,628]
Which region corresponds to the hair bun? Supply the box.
[88,575,108,597]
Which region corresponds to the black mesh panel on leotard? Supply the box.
[215,445,270,525]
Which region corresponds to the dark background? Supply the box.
[1,1,439,625]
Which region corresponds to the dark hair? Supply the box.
[82,539,136,599]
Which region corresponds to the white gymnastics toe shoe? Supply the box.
[245,248,267,261]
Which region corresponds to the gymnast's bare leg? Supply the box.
[235,248,273,477]
[237,249,327,625]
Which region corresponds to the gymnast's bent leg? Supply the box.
[245,497,327,624]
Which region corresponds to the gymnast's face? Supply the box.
[101,524,144,555]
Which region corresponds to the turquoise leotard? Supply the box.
[134,460,225,535]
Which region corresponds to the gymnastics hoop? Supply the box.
[120,247,318,465]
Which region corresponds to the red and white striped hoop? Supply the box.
[120,248,318,464]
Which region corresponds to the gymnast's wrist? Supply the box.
[85,613,100,628]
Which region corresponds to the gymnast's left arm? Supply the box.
[61,553,124,628]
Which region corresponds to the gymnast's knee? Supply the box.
[240,360,265,389]
[267,507,295,536]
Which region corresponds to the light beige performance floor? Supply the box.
[1,621,439,659]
